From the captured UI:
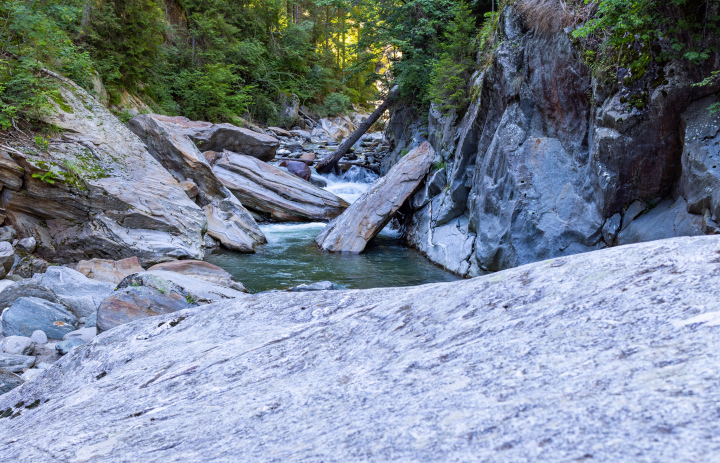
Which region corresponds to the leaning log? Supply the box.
[315,86,399,174]
[315,142,434,253]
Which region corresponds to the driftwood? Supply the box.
[315,86,399,174]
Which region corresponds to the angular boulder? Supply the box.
[0,279,64,312]
[1,236,720,460]
[127,114,265,252]
[74,257,145,285]
[1,297,78,339]
[33,267,115,319]
[0,371,22,395]
[316,142,434,253]
[0,75,205,265]
[144,115,279,162]
[148,260,246,292]
[214,151,349,222]
[1,337,34,356]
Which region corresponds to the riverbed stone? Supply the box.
[55,338,86,356]
[316,142,435,253]
[96,286,196,332]
[0,353,35,373]
[62,327,97,343]
[117,270,246,304]
[32,267,115,319]
[1,297,78,339]
[0,280,64,315]
[214,151,349,222]
[286,160,311,181]
[147,260,246,292]
[84,312,97,329]
[1,236,720,460]
[74,257,145,285]
[20,369,42,382]
[0,371,22,394]
[1,337,34,356]
[30,331,47,345]
[0,226,17,243]
[16,237,36,254]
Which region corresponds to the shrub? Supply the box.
[323,93,352,116]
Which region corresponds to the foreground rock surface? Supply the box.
[214,151,349,222]
[316,142,434,253]
[2,236,719,460]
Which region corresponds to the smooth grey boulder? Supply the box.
[1,337,34,356]
[0,371,22,395]
[32,267,114,319]
[317,142,435,253]
[214,151,349,222]
[1,236,720,460]
[0,226,17,243]
[62,327,97,343]
[16,237,36,254]
[55,339,86,356]
[118,270,246,304]
[147,260,247,292]
[1,297,78,339]
[287,281,337,291]
[30,331,47,345]
[0,353,35,373]
[140,115,279,162]
[0,241,13,279]
[0,279,65,313]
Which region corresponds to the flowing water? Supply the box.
[206,166,461,293]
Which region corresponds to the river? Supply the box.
[206,167,460,293]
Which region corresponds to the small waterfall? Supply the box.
[320,166,379,204]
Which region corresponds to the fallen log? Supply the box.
[315,86,399,174]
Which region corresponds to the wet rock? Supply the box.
[30,331,47,345]
[268,127,292,138]
[286,161,311,181]
[96,286,195,332]
[127,114,266,253]
[316,142,434,253]
[299,152,316,162]
[62,327,97,343]
[0,371,22,394]
[214,151,349,222]
[0,353,35,373]
[287,281,336,291]
[74,257,145,285]
[142,115,279,162]
[1,337,34,356]
[0,242,13,279]
[2,236,720,460]
[148,260,246,292]
[3,75,206,265]
[55,338,85,356]
[1,297,78,339]
[16,237,36,254]
[0,226,16,243]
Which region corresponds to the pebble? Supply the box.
[30,330,48,344]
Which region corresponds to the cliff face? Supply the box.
[395,7,720,276]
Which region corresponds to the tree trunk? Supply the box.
[315,86,399,174]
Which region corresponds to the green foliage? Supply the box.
[34,134,50,151]
[693,70,720,113]
[32,170,61,185]
[320,92,352,116]
[572,0,720,83]
[173,63,253,122]
[428,2,477,115]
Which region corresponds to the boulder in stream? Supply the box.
[214,151,349,222]
[316,141,434,253]
[148,260,247,292]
